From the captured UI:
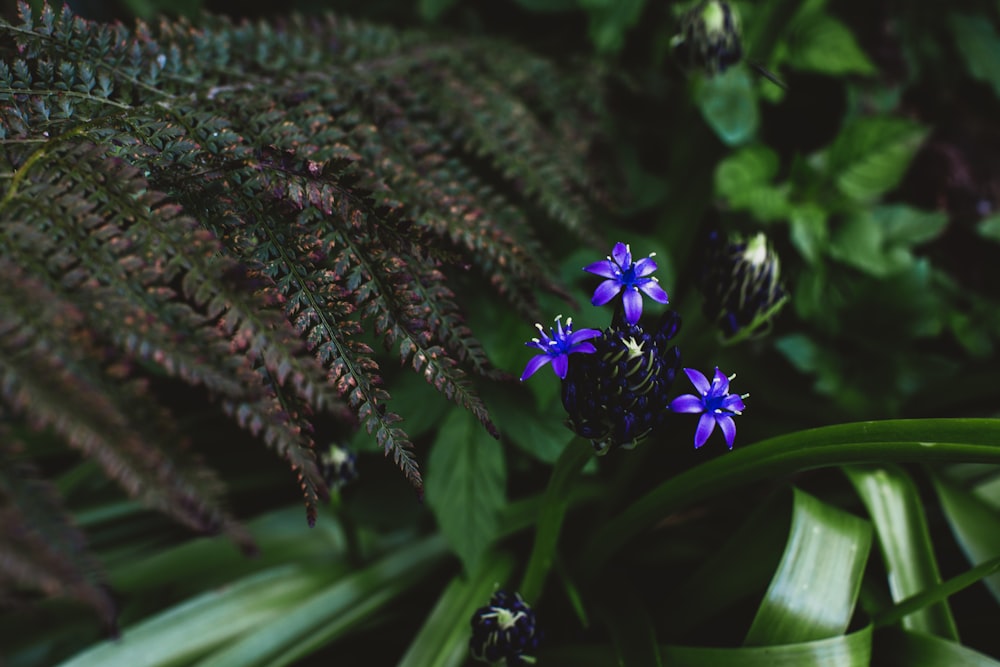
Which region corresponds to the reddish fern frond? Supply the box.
[0,261,248,546]
[0,435,117,632]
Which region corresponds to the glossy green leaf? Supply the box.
[541,624,873,666]
[745,488,871,645]
[397,553,514,667]
[582,419,1000,577]
[825,116,927,202]
[198,535,448,667]
[786,13,875,75]
[830,206,947,277]
[426,409,507,575]
[949,13,1000,101]
[695,68,759,147]
[845,465,958,638]
[933,473,1000,605]
[877,628,1000,666]
[874,555,1000,629]
[57,565,335,667]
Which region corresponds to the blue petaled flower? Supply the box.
[584,242,669,325]
[669,367,747,449]
[470,590,540,666]
[520,315,601,381]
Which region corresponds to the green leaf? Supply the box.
[426,409,507,575]
[844,465,958,638]
[397,553,515,667]
[949,13,1000,101]
[932,473,1000,605]
[786,14,875,75]
[714,145,790,221]
[695,67,760,147]
[878,628,1000,666]
[598,580,663,667]
[789,203,829,264]
[513,0,577,11]
[581,419,1000,578]
[829,206,947,277]
[579,0,645,53]
[745,488,871,644]
[825,116,928,202]
[542,625,874,666]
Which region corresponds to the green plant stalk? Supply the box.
[519,438,593,603]
[580,419,1000,578]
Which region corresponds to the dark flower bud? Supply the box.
[698,230,788,343]
[470,590,540,666]
[319,444,358,491]
[561,310,682,454]
[671,0,743,77]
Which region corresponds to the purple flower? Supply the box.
[669,367,747,449]
[585,242,669,325]
[521,315,602,381]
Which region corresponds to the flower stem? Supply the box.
[519,438,593,603]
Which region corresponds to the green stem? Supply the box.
[519,438,593,603]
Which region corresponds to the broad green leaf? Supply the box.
[745,488,871,644]
[825,116,927,202]
[397,554,515,667]
[695,68,759,147]
[878,628,1000,666]
[579,0,645,53]
[541,624,873,666]
[519,439,592,602]
[582,419,1000,577]
[932,473,1000,605]
[786,13,875,75]
[57,565,335,667]
[487,384,574,464]
[199,535,448,667]
[949,13,1000,101]
[830,206,947,277]
[426,409,507,575]
[845,465,958,638]
[714,145,790,221]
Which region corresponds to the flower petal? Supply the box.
[611,242,631,267]
[669,394,705,413]
[717,415,737,448]
[568,328,602,346]
[571,341,597,355]
[551,354,570,379]
[520,354,553,381]
[622,288,643,324]
[683,368,711,394]
[693,413,716,448]
[591,279,622,306]
[639,280,669,304]
[721,394,745,413]
[583,259,618,278]
[633,256,658,277]
[711,367,730,394]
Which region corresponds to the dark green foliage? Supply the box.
[0,1,605,614]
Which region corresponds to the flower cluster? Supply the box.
[319,444,358,491]
[520,241,749,451]
[469,590,540,666]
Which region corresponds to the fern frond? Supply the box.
[0,2,608,511]
[0,433,117,631]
